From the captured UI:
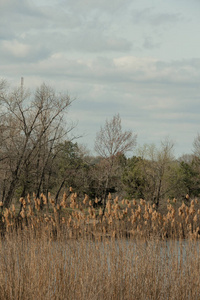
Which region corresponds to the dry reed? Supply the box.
[0,192,200,299]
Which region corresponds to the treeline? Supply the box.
[0,80,200,210]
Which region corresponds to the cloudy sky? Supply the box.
[1,0,200,158]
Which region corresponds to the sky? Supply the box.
[1,0,200,158]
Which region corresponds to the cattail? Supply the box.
[171,208,175,218]
[3,208,9,218]
[140,199,145,206]
[186,194,189,200]
[27,205,33,217]
[22,198,26,208]
[83,194,89,204]
[181,202,186,209]
[108,193,112,200]
[189,206,195,215]
[108,216,112,224]
[137,205,141,213]
[167,204,172,211]
[112,230,116,238]
[178,207,183,216]
[149,206,153,214]
[68,215,72,224]
[193,214,198,222]
[114,196,118,204]
[19,197,24,203]
[144,211,150,220]
[45,217,49,222]
[123,207,128,214]
[43,194,48,205]
[11,204,15,214]
[185,206,189,215]
[132,199,137,206]
[131,215,136,224]
[20,208,26,218]
[151,211,157,221]
[50,198,55,205]
[27,193,31,203]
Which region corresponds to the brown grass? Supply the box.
[0,192,200,299]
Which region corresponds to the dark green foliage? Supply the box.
[122,156,145,199]
[179,159,200,198]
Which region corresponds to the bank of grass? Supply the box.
[0,191,200,299]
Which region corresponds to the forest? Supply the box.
[0,80,200,211]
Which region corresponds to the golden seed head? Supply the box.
[19,197,24,203]
[193,214,198,222]
[132,199,137,205]
[114,196,118,204]
[20,209,26,218]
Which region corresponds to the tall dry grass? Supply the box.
[0,191,200,299]
[1,191,200,240]
[0,232,200,299]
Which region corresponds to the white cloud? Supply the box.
[1,0,200,158]
[132,7,183,26]
[2,40,30,57]
[60,0,131,13]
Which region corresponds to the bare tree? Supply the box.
[94,114,136,158]
[137,138,177,208]
[193,133,200,158]
[94,114,137,207]
[0,80,75,208]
